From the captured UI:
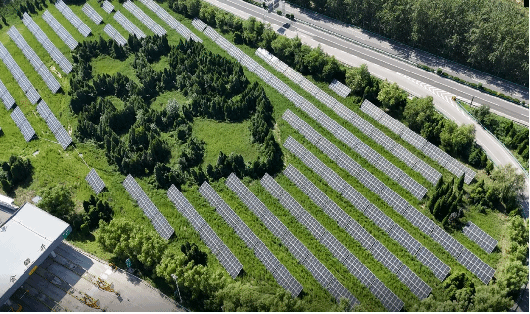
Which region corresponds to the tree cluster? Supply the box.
[427,176,464,227]
[0,156,32,193]
[288,0,528,86]
[473,105,528,164]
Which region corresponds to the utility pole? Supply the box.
[171,274,183,304]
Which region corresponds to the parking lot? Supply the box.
[2,242,184,312]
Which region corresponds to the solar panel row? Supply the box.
[283,162,434,300]
[85,168,105,194]
[0,78,15,110]
[22,13,72,74]
[103,24,127,46]
[254,48,442,186]
[463,222,498,254]
[225,173,359,308]
[8,26,61,94]
[10,107,35,142]
[260,174,404,311]
[167,184,242,279]
[329,79,351,98]
[360,99,476,184]
[102,1,114,14]
[55,0,91,37]
[140,0,202,42]
[122,175,175,240]
[0,41,40,104]
[42,10,78,50]
[82,3,103,25]
[114,11,146,39]
[123,1,166,36]
[195,20,493,284]
[36,100,72,150]
[199,181,303,297]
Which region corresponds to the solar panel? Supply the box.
[123,1,166,36]
[326,278,359,307]
[114,11,147,39]
[369,278,404,312]
[360,99,385,121]
[462,222,497,254]
[191,18,207,32]
[121,176,175,239]
[82,3,103,24]
[11,107,36,142]
[403,207,436,234]
[0,42,40,104]
[301,253,333,287]
[414,246,450,281]
[457,247,495,285]
[36,100,72,150]
[363,204,395,233]
[397,265,432,299]
[56,0,91,37]
[22,13,72,74]
[103,24,127,46]
[0,78,15,110]
[369,240,404,275]
[42,10,78,50]
[271,262,304,298]
[329,79,351,98]
[216,244,244,279]
[83,168,104,195]
[430,225,464,259]
[102,1,114,14]
[387,224,421,256]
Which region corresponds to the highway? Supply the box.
[202,0,529,217]
[211,0,529,125]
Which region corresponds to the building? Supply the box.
[0,203,71,307]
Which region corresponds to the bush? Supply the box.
[0,156,32,193]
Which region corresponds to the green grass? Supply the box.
[193,118,260,166]
[0,0,512,310]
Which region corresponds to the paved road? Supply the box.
[213,0,529,125]
[281,2,529,104]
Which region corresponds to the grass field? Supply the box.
[0,0,509,311]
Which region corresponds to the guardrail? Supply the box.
[454,98,529,178]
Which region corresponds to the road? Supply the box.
[212,0,529,125]
[203,0,529,218]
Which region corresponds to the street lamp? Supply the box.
[170,274,183,304]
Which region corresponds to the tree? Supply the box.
[186,0,201,17]
[496,260,529,297]
[345,64,372,95]
[403,96,439,133]
[39,185,75,222]
[471,284,513,312]
[377,80,407,111]
[303,45,326,74]
[490,164,525,205]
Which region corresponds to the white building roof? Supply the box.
[0,203,70,300]
[0,195,14,206]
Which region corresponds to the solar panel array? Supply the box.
[36,100,72,150]
[140,0,202,42]
[103,24,127,46]
[282,163,433,301]
[82,3,103,25]
[283,109,427,201]
[114,11,146,39]
[123,1,166,36]
[260,174,404,311]
[22,13,72,74]
[0,79,15,110]
[0,41,40,104]
[42,10,78,50]
[8,26,61,94]
[195,21,493,284]
[225,173,359,308]
[10,107,35,142]
[102,1,114,14]
[284,137,494,284]
[329,79,351,98]
[122,175,175,240]
[360,99,476,184]
[463,222,497,254]
[167,184,242,278]
[254,47,442,186]
[85,168,105,194]
[55,0,91,37]
[199,182,303,297]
